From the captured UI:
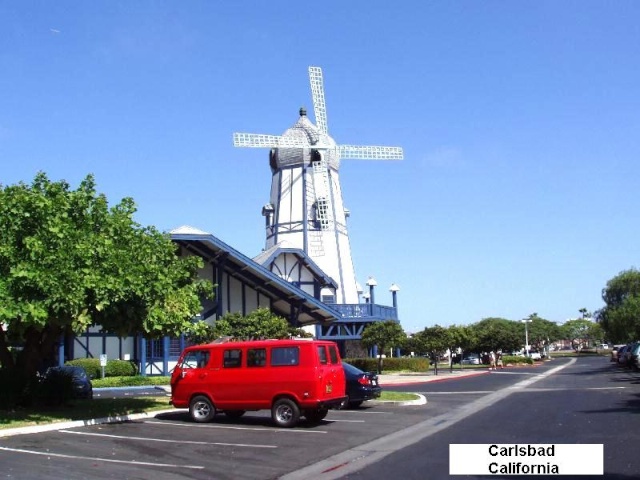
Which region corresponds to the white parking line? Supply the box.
[0,446,204,469]
[60,429,277,448]
[324,419,366,423]
[144,420,328,433]
[415,391,493,395]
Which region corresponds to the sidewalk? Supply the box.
[378,368,489,386]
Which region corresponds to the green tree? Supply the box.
[446,324,476,370]
[561,318,600,351]
[210,308,293,340]
[415,325,451,375]
[0,173,212,377]
[526,313,561,356]
[360,320,405,374]
[471,317,522,354]
[596,268,640,342]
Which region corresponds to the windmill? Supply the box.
[233,66,403,305]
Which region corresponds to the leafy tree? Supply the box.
[0,173,212,377]
[414,325,451,375]
[471,317,522,354]
[596,268,640,342]
[526,313,561,355]
[561,319,600,351]
[360,320,405,373]
[446,324,476,370]
[210,308,294,341]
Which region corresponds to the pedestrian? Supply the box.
[496,350,504,369]
[489,350,496,370]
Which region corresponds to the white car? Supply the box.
[461,355,481,365]
[528,351,542,360]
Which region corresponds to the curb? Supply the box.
[0,409,177,439]
[369,393,427,407]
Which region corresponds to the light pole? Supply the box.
[366,276,377,305]
[522,318,532,357]
[389,283,400,310]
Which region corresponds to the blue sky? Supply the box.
[1,2,639,333]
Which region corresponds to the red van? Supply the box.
[170,338,347,428]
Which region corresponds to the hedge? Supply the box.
[66,358,138,378]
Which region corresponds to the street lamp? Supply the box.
[522,318,532,357]
[389,283,400,310]
[366,276,377,305]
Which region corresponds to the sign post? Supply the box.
[100,354,107,379]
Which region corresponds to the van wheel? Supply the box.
[271,398,300,428]
[190,395,216,423]
[304,408,328,423]
[225,410,246,419]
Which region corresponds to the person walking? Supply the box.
[496,350,504,369]
[489,350,496,370]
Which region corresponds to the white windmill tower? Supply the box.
[233,66,403,305]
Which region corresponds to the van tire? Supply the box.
[304,408,328,423]
[190,395,216,423]
[271,398,300,428]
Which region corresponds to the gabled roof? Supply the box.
[253,241,338,289]
[170,227,340,325]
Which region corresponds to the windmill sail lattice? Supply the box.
[233,66,403,304]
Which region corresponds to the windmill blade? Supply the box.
[233,133,309,148]
[309,66,328,135]
[339,145,404,160]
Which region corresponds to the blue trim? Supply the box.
[171,232,341,323]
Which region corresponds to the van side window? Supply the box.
[328,345,339,364]
[271,347,299,366]
[317,346,328,364]
[247,348,266,367]
[181,350,209,369]
[223,349,242,368]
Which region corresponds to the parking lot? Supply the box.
[0,401,438,480]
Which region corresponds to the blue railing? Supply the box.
[327,303,398,321]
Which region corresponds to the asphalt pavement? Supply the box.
[0,367,490,438]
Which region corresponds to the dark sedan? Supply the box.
[45,365,94,399]
[341,361,382,409]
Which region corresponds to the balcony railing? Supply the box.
[327,303,398,321]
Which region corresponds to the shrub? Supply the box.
[65,358,137,378]
[105,360,137,377]
[503,355,534,365]
[0,368,38,409]
[36,370,74,406]
[344,356,431,373]
[66,358,101,379]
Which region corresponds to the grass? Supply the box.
[379,391,419,402]
[0,397,171,430]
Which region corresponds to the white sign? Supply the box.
[99,354,108,367]
[450,444,603,476]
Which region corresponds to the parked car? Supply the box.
[616,345,629,366]
[627,342,640,370]
[461,354,480,365]
[529,351,542,361]
[171,339,347,427]
[44,365,94,399]
[341,362,382,409]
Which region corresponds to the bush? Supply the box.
[0,368,38,409]
[344,356,431,373]
[503,355,534,365]
[65,358,137,378]
[36,371,74,406]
